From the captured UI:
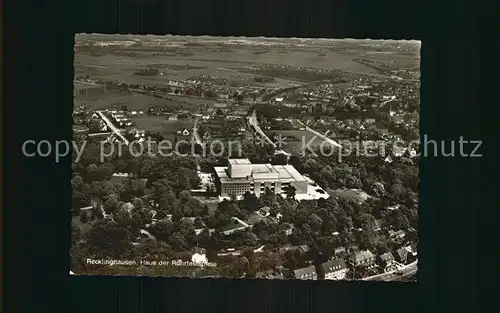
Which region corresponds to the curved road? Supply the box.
[248,109,277,148]
[192,119,203,145]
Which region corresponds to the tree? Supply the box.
[358,230,378,251]
[172,209,183,222]
[194,217,204,228]
[243,248,255,259]
[285,185,296,199]
[148,220,174,241]
[86,219,134,259]
[375,241,391,255]
[79,211,89,224]
[72,223,81,245]
[197,227,212,247]
[204,90,217,98]
[355,213,376,231]
[307,213,323,233]
[260,188,276,207]
[132,197,144,209]
[284,250,298,269]
[178,219,196,244]
[169,232,188,251]
[240,192,258,211]
[201,205,210,216]
[71,175,84,189]
[114,208,132,228]
[104,197,120,214]
[271,153,288,165]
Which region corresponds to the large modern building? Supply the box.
[214,159,309,198]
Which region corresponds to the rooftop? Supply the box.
[321,259,347,273]
[215,160,308,183]
[293,266,317,279]
[394,247,408,258]
[379,252,395,262]
[228,159,252,165]
[353,250,375,262]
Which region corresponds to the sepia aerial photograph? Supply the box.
[71,34,420,280]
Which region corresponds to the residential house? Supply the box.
[388,229,406,241]
[283,223,294,236]
[378,252,396,268]
[379,129,389,137]
[393,247,408,264]
[406,244,418,262]
[351,250,376,268]
[256,206,271,217]
[122,202,135,213]
[390,115,404,125]
[297,245,310,254]
[293,266,317,280]
[280,244,310,255]
[79,206,94,219]
[319,259,348,280]
[333,246,346,257]
[181,128,190,136]
[73,125,89,134]
[401,157,414,165]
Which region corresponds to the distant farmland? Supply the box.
[74,91,181,111]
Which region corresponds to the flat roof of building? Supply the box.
[214,166,251,183]
[215,160,308,183]
[273,165,307,182]
[229,159,252,165]
[251,164,277,174]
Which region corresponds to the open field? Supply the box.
[75,52,301,88]
[133,115,194,139]
[74,88,218,111]
[74,91,180,110]
[75,36,420,91]
[266,129,326,152]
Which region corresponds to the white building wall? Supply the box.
[325,269,347,280]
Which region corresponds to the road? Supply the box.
[297,120,342,148]
[248,109,277,148]
[232,217,250,228]
[192,119,203,145]
[304,125,342,148]
[96,111,130,146]
[140,229,156,240]
[363,260,418,281]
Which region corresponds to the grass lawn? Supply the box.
[132,116,194,142]
[134,116,193,132]
[266,129,326,153]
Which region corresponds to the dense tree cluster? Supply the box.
[71,137,418,277]
[71,140,208,270]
